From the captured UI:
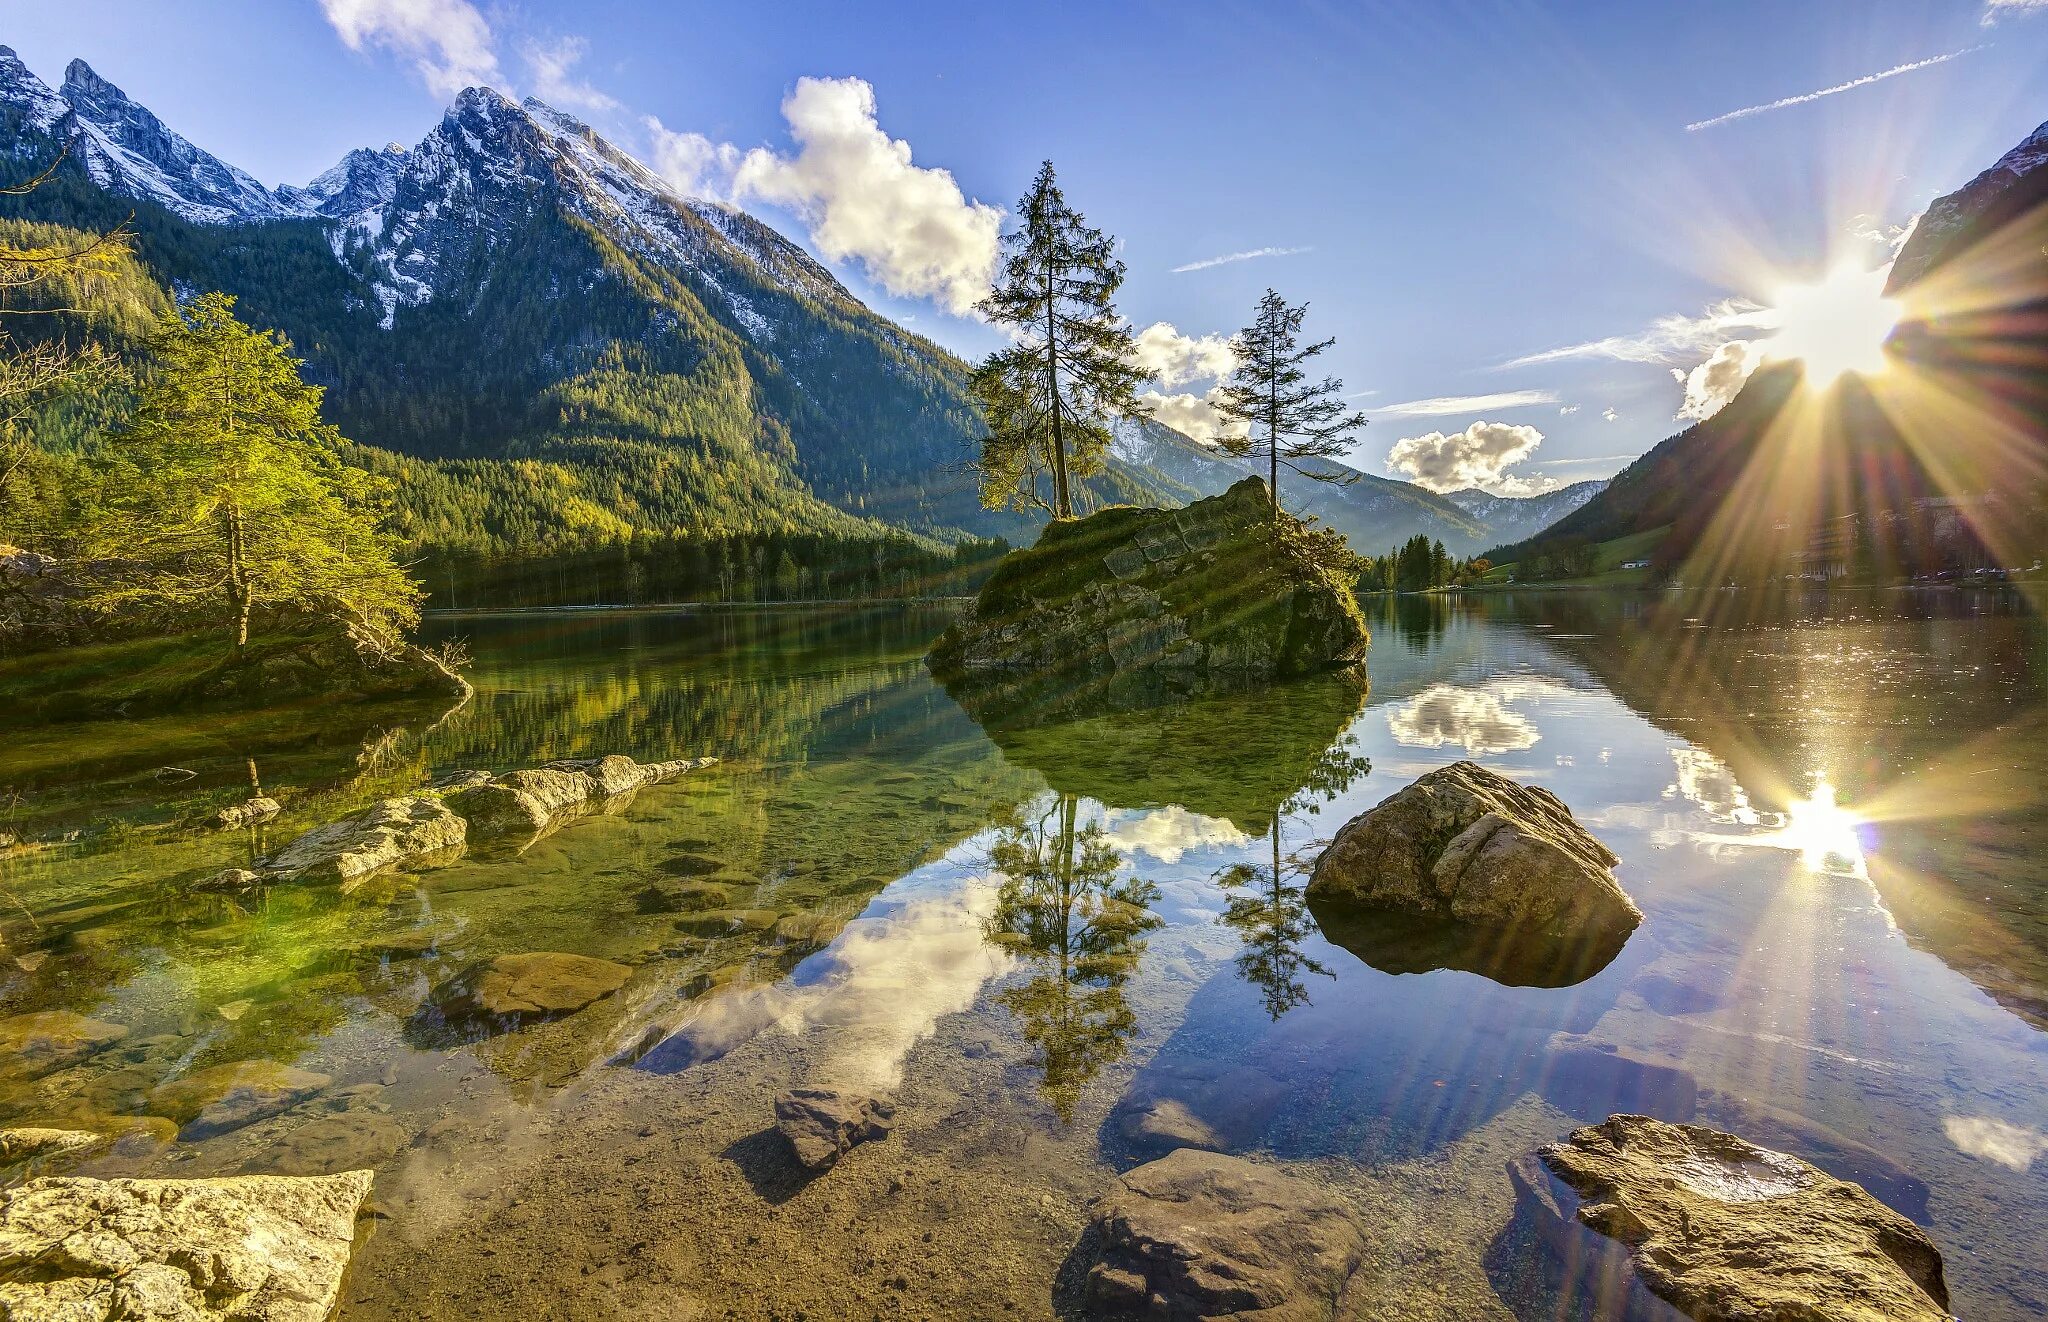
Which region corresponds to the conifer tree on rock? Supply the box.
[1213,289,1368,524]
[83,292,421,655]
[970,161,1145,520]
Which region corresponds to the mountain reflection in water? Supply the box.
[1,596,2044,1320]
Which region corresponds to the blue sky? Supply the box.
[7,0,2047,492]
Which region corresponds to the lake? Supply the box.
[2,593,2044,1319]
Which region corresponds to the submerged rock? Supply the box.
[0,1127,110,1167]
[259,794,466,885]
[415,952,633,1040]
[148,1061,332,1141]
[0,1169,372,1322]
[446,754,715,840]
[206,796,281,831]
[0,1011,128,1081]
[1508,1114,1949,1322]
[930,478,1367,685]
[1308,761,1639,943]
[773,1088,894,1171]
[1082,1148,1364,1321]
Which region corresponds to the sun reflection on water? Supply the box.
[1757,774,1870,878]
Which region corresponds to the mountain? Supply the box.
[1441,481,1608,547]
[1109,419,1502,554]
[0,49,1514,582]
[1488,118,2048,580]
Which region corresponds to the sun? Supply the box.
[1761,261,1902,384]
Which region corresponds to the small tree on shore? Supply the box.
[970,161,1145,520]
[85,293,419,654]
[1213,289,1368,524]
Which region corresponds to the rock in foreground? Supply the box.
[773,1088,894,1171]
[1308,761,1639,941]
[0,1169,372,1322]
[1082,1148,1364,1321]
[929,478,1367,685]
[1508,1115,1948,1322]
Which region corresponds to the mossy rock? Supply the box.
[929,478,1366,688]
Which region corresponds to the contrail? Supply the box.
[1686,47,1983,132]
[1171,245,1311,273]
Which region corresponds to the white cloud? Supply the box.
[1371,389,1560,418]
[1664,747,1760,824]
[1671,339,1766,421]
[730,77,1001,316]
[1686,48,1981,131]
[1501,300,1771,369]
[521,35,619,115]
[1132,321,1236,388]
[645,117,742,200]
[1943,1115,2048,1170]
[1387,419,1559,495]
[1559,404,1580,416]
[1171,245,1312,274]
[1983,0,2048,22]
[1139,386,1241,445]
[319,0,501,99]
[1388,683,1542,754]
[1602,407,1619,422]
[1102,806,1247,864]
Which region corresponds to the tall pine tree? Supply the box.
[970,162,1145,520]
[1213,289,1368,524]
[83,293,421,654]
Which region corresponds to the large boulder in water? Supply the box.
[929,478,1367,685]
[1080,1148,1365,1320]
[1307,761,1639,944]
[258,794,466,885]
[1508,1114,1949,1321]
[0,1169,373,1322]
[445,754,715,839]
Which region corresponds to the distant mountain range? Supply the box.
[1491,116,2048,579]
[0,49,1594,567]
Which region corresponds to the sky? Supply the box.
[7,0,2048,494]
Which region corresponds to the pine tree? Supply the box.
[1213,289,1369,524]
[969,162,1145,520]
[82,293,421,653]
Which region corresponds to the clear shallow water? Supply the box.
[2,595,2044,1319]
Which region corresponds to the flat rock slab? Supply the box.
[773,1088,894,1171]
[148,1061,332,1141]
[259,794,465,885]
[1509,1114,1949,1322]
[0,1127,109,1166]
[1308,760,1639,941]
[0,1012,128,1081]
[448,755,715,839]
[0,1170,372,1322]
[416,952,633,1041]
[1084,1148,1365,1321]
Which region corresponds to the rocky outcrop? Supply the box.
[1307,761,1639,945]
[258,794,466,885]
[773,1088,894,1171]
[1508,1115,1949,1322]
[0,1169,373,1322]
[930,478,1367,686]
[445,754,716,840]
[1082,1148,1364,1320]
[413,952,633,1042]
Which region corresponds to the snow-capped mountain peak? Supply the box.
[54,57,305,225]
[0,46,68,134]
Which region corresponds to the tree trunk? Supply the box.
[1044,269,1070,519]
[1268,363,1281,527]
[226,502,250,658]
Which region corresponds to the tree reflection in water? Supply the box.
[982,793,1161,1122]
[1217,734,1370,1018]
